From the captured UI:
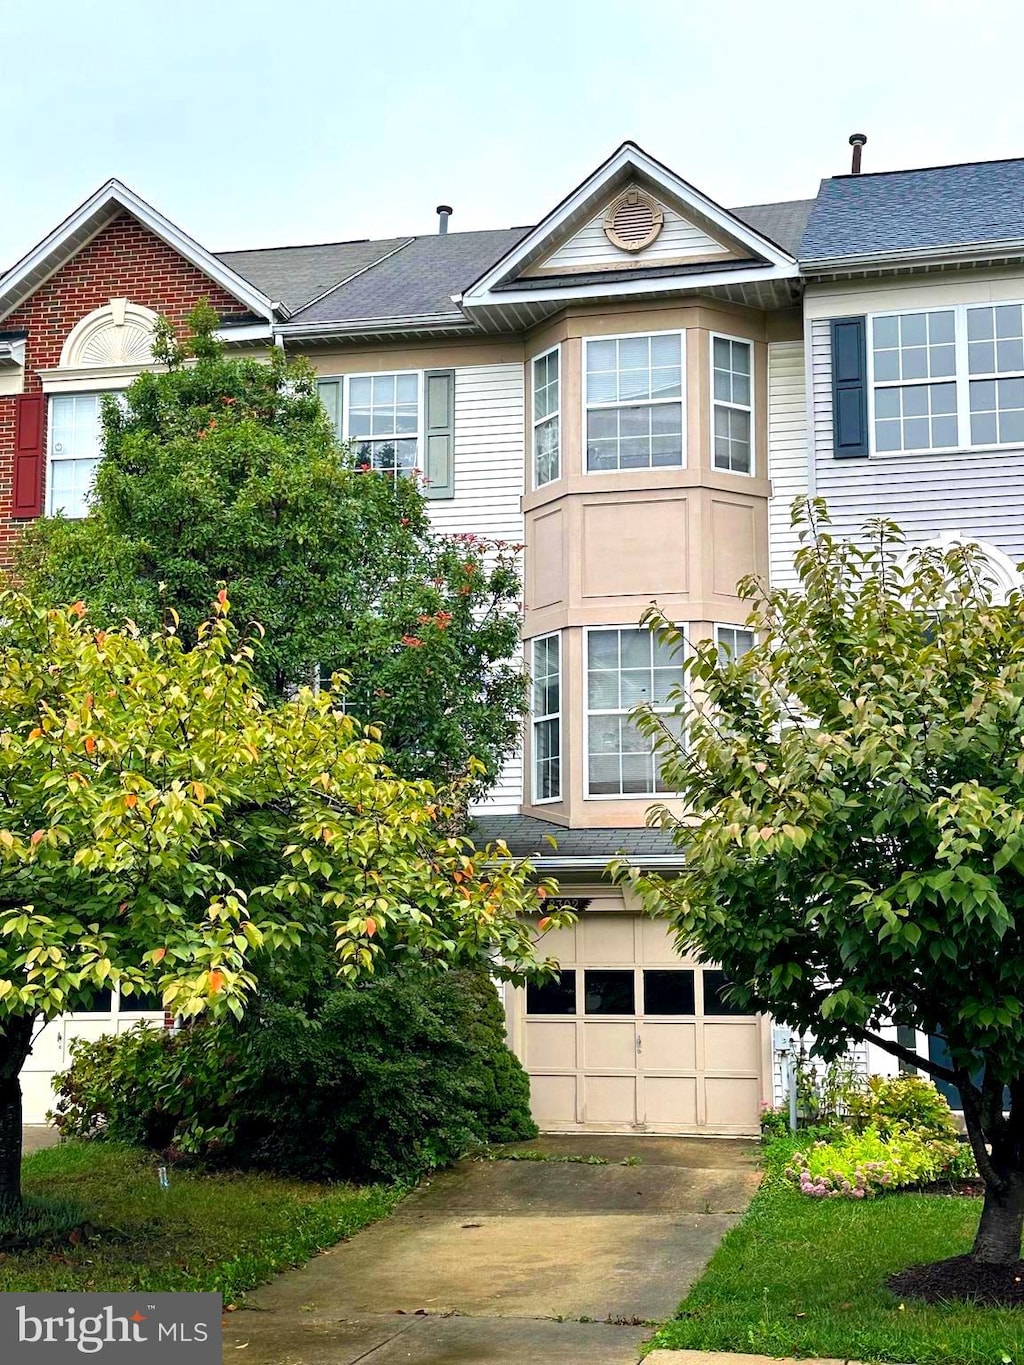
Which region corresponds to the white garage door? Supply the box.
[513,913,765,1135]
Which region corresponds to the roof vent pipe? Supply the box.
[848,133,867,175]
[436,204,453,235]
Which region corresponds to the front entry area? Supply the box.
[508,910,767,1135]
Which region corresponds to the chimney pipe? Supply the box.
[436,204,453,235]
[848,133,867,175]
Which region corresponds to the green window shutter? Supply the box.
[830,317,869,458]
[424,369,455,499]
[316,378,343,438]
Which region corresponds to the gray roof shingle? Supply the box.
[469,814,682,864]
[732,199,816,257]
[800,159,1024,262]
[216,238,409,314]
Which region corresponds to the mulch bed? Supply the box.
[889,1254,1024,1307]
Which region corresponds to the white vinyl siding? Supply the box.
[536,197,729,274]
[429,363,525,816]
[767,340,808,590]
[48,393,103,518]
[531,633,561,803]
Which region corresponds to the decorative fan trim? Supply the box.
[60,299,159,370]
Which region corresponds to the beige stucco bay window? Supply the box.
[585,626,682,798]
[532,347,560,487]
[584,331,684,472]
[531,632,561,802]
[712,335,754,474]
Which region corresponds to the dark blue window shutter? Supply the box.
[424,369,455,499]
[830,317,869,458]
[316,378,342,438]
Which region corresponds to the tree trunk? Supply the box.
[0,1015,37,1212]
[972,1170,1024,1265]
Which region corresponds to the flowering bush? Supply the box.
[845,1073,960,1140]
[785,1123,965,1199]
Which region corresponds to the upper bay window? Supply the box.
[585,332,684,472]
[532,347,560,487]
[712,336,753,474]
[48,393,103,518]
[868,304,1024,455]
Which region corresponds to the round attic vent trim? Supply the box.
[603,189,664,253]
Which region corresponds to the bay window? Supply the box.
[585,332,684,472]
[715,624,755,662]
[712,335,753,473]
[532,347,560,487]
[531,633,561,802]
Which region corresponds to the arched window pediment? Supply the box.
[60,299,159,370]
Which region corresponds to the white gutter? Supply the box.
[493,854,685,872]
[275,312,476,339]
[801,237,1024,275]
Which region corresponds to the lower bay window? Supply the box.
[585,626,682,797]
[715,624,755,662]
[531,633,561,802]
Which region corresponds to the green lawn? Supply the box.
[650,1144,1023,1365]
[1,1141,403,1301]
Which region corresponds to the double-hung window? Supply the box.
[712,335,753,474]
[871,311,957,452]
[967,304,1024,446]
[585,627,681,797]
[585,332,684,472]
[347,373,420,476]
[715,624,755,662]
[531,634,561,802]
[532,348,560,487]
[48,393,103,518]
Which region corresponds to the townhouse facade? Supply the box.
[3,141,1020,1131]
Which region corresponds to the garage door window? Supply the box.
[584,969,635,1015]
[526,970,577,1015]
[703,969,748,1016]
[643,969,695,1015]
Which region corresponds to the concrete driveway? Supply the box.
[224,1135,760,1365]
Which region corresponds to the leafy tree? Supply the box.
[0,589,564,1208]
[18,304,525,800]
[622,502,1024,1268]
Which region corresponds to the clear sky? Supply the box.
[2,0,1023,265]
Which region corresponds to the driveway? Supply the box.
[223,1135,760,1365]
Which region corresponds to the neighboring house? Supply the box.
[2,139,1017,1132]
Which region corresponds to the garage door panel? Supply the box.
[644,1075,698,1126]
[579,915,635,964]
[582,1022,635,1069]
[705,1076,761,1127]
[534,921,578,964]
[583,1074,636,1125]
[525,1021,577,1070]
[642,1022,696,1070]
[704,1022,761,1071]
[531,1074,577,1127]
[639,917,681,964]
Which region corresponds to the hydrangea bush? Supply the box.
[785,1123,966,1199]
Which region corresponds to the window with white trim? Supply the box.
[967,304,1024,446]
[715,625,755,662]
[712,336,753,473]
[531,633,561,802]
[585,332,684,472]
[346,373,420,476]
[872,311,957,452]
[585,627,682,797]
[48,393,103,518]
[532,348,560,487]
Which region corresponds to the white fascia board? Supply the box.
[214,322,274,343]
[275,312,474,339]
[801,237,1024,275]
[0,179,277,324]
[470,260,799,311]
[484,854,685,871]
[463,142,797,305]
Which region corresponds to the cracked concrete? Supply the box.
[223,1136,760,1364]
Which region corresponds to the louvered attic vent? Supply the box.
[603,189,664,252]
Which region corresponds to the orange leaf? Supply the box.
[153,947,167,963]
[125,793,138,809]
[30,830,44,846]
[537,916,551,932]
[365,917,377,937]
[70,601,86,618]
[28,728,42,740]
[209,969,224,994]
[536,886,548,899]
[217,589,228,605]
[84,736,96,755]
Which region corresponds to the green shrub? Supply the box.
[52,969,537,1181]
[845,1073,960,1140]
[784,1122,967,1199]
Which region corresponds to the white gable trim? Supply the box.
[0,179,280,325]
[459,142,798,309]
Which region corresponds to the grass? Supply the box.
[0,1140,403,1301]
[649,1139,1024,1365]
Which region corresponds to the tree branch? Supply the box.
[846,1024,959,1085]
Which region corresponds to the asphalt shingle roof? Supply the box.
[216,238,409,314]
[800,159,1024,262]
[732,199,816,257]
[469,814,681,863]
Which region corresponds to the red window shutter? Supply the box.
[12,393,45,518]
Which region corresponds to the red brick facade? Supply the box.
[0,211,251,564]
